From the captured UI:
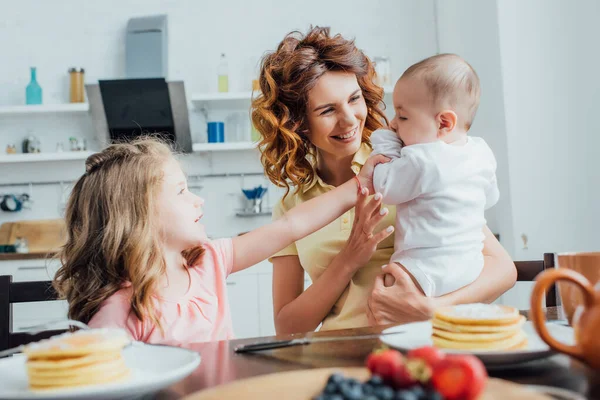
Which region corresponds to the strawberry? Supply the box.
[393,359,419,388]
[365,349,405,384]
[432,355,488,400]
[407,346,446,369]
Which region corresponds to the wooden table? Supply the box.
[156,307,600,399]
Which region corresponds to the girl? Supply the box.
[53,137,389,345]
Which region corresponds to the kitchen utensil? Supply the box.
[234,331,404,353]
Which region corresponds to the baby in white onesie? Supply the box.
[370,54,499,297]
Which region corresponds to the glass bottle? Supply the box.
[218,53,229,93]
[26,67,43,105]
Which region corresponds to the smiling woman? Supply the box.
[251,26,517,335]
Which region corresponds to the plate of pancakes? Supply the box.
[0,328,201,399]
[380,303,574,367]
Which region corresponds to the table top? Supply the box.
[156,307,600,399]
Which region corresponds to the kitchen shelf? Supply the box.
[192,142,257,152]
[190,91,258,110]
[235,209,273,218]
[0,151,93,163]
[0,103,89,116]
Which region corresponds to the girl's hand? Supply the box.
[338,187,394,273]
[358,154,390,193]
[367,263,435,326]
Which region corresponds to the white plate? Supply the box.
[0,342,201,400]
[380,320,574,367]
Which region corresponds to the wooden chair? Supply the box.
[514,253,559,307]
[0,275,66,352]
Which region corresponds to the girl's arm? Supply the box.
[231,178,359,273]
[231,155,388,273]
[272,191,393,334]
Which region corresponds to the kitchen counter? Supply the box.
[0,252,58,261]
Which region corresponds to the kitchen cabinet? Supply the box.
[226,272,260,339]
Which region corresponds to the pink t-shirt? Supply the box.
[88,239,235,346]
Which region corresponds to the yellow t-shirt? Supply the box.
[271,143,396,331]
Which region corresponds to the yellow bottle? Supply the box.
[218,53,229,93]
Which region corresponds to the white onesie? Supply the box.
[371,129,499,296]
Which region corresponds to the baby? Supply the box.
[370,53,499,297]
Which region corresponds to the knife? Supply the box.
[234,330,405,353]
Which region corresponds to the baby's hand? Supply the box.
[358,154,390,193]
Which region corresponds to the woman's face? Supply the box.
[305,71,368,160]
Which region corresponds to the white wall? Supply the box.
[0,0,437,106]
[496,0,599,309]
[497,0,600,260]
[0,0,439,238]
[435,1,599,309]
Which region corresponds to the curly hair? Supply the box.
[251,26,388,197]
[53,137,204,332]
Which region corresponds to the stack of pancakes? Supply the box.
[23,328,131,391]
[431,303,528,351]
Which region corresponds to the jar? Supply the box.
[373,57,392,87]
[69,68,85,103]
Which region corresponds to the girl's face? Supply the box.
[305,71,368,161]
[156,159,207,251]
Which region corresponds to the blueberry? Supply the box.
[346,378,361,387]
[362,383,374,395]
[324,382,338,394]
[395,389,419,400]
[363,396,380,400]
[410,386,426,399]
[328,373,345,386]
[367,375,384,386]
[374,385,395,400]
[328,395,344,400]
[340,383,363,400]
[312,395,326,400]
[423,389,443,400]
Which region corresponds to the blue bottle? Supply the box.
[26,67,42,105]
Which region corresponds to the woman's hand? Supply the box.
[337,187,394,273]
[358,154,390,193]
[367,263,435,326]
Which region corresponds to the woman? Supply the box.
[251,27,516,334]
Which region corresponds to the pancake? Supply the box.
[23,328,131,391]
[432,330,528,351]
[434,303,521,326]
[432,327,519,343]
[432,315,526,333]
[24,328,130,359]
[431,303,528,351]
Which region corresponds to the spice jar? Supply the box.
[69,68,85,103]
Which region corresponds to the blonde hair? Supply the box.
[252,26,388,197]
[402,53,481,130]
[53,137,204,330]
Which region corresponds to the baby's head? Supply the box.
[390,54,480,146]
[54,137,205,325]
